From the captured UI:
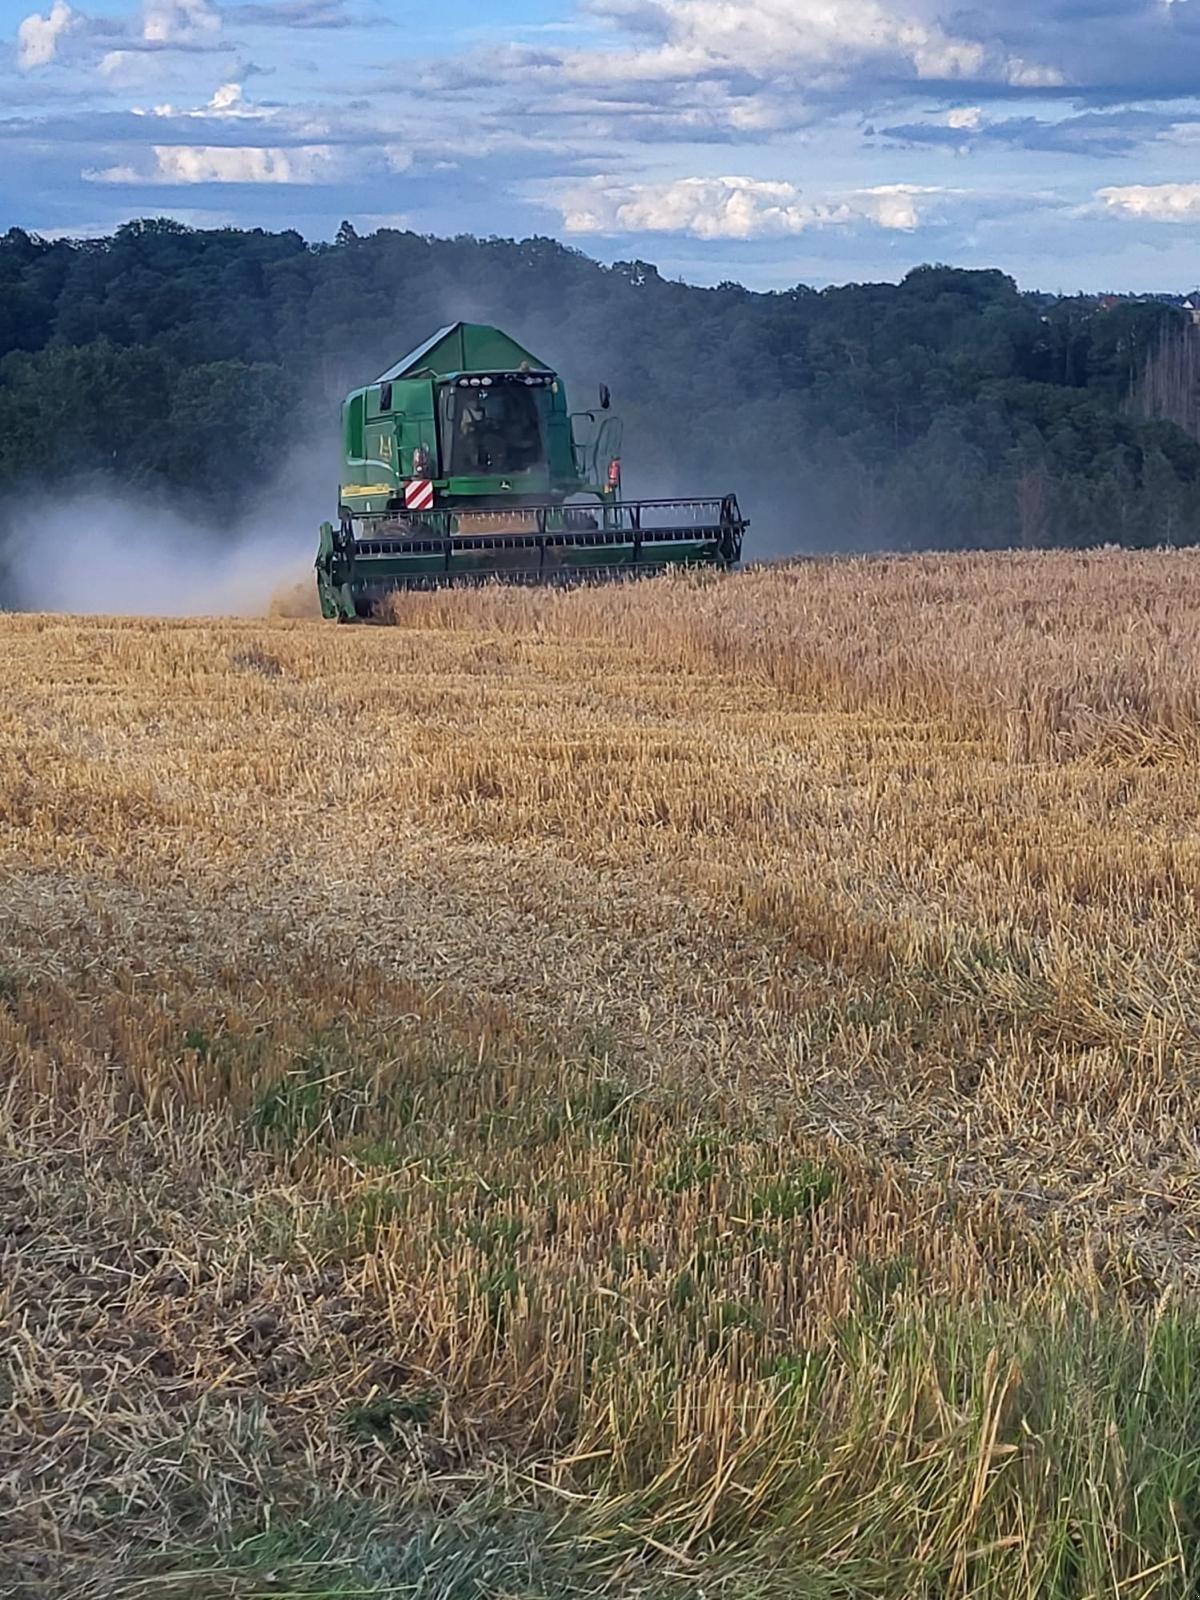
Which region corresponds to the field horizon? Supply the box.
[5,551,1200,1597]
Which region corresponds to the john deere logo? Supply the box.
[500,480,512,491]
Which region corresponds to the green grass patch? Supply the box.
[344,1391,439,1442]
[0,966,21,1010]
[158,1496,769,1599]
[313,1186,405,1255]
[657,1130,725,1194]
[345,1136,409,1170]
[748,1162,837,1223]
[245,1035,423,1151]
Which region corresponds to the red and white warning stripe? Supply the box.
[404,479,435,512]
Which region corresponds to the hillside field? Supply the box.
[5,554,1200,1597]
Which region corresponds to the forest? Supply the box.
[2,215,1200,554]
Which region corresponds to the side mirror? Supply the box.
[599,383,611,410]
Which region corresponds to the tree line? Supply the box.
[2,215,1199,553]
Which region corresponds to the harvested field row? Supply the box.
[3,552,1200,1596]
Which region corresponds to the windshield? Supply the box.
[439,380,545,477]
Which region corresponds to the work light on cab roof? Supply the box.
[315,321,748,619]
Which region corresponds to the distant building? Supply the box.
[1183,297,1200,327]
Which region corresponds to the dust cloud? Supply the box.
[0,438,337,618]
[0,497,314,617]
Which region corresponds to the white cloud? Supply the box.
[83,143,339,183]
[1097,182,1200,221]
[142,0,220,44]
[946,106,984,131]
[1006,58,1065,89]
[210,82,243,112]
[16,0,79,69]
[436,0,1065,157]
[20,0,227,78]
[556,174,943,238]
[576,0,1060,90]
[133,82,258,117]
[856,182,940,230]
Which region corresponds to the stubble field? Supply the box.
[4,552,1200,1598]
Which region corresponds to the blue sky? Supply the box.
[5,0,1200,290]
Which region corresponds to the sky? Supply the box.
[5,0,1200,291]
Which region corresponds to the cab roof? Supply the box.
[376,322,551,383]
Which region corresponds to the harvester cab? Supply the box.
[315,321,747,619]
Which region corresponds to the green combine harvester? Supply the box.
[315,322,747,619]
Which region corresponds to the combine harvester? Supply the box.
[315,322,748,619]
